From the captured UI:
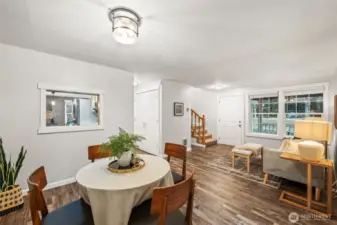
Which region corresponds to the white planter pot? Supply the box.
[118,151,132,167]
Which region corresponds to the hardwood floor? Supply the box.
[1,144,336,225]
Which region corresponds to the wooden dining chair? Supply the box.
[129,172,195,225]
[88,144,110,162]
[165,143,187,184]
[27,166,94,225]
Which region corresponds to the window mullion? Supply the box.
[278,91,285,137]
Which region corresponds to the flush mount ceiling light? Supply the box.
[108,8,141,45]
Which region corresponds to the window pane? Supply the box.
[268,114,277,134]
[262,98,269,104]
[296,113,307,119]
[270,103,278,113]
[270,97,278,103]
[310,93,323,102]
[46,91,99,127]
[285,113,296,119]
[297,94,309,102]
[285,96,296,103]
[309,114,323,118]
[251,103,259,113]
[262,113,269,122]
[268,124,277,134]
[285,119,295,136]
[296,102,309,113]
[250,96,278,135]
[285,103,296,113]
[310,102,323,113]
[284,93,323,136]
[251,114,259,133]
[262,104,269,113]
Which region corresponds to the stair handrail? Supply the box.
[191,109,206,144]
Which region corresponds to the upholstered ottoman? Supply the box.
[232,143,263,173]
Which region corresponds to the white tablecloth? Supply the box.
[76,154,173,225]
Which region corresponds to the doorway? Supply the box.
[134,90,160,155]
[218,94,244,146]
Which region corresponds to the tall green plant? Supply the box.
[100,132,145,159]
[0,138,27,192]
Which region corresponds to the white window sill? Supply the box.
[38,125,104,134]
[246,133,283,140]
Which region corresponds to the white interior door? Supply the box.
[218,95,244,146]
[64,100,74,125]
[134,90,160,155]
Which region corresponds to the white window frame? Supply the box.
[38,83,104,134]
[246,82,329,140]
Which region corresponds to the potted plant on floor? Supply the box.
[100,132,145,167]
[0,138,27,216]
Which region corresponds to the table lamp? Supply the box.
[294,119,332,161]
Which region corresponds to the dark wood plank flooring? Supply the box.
[0,144,336,225]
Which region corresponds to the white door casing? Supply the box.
[134,90,160,155]
[218,95,244,146]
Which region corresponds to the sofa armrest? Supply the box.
[263,147,282,173]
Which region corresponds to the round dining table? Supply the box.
[76,154,174,225]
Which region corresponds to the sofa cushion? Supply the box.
[171,171,184,184]
[232,149,253,156]
[233,143,263,156]
[41,199,94,225]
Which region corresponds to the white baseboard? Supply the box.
[192,142,206,148]
[187,147,192,151]
[23,177,76,196]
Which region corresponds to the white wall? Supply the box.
[161,80,192,152]
[189,87,218,139]
[0,43,134,189]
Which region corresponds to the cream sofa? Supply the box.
[263,138,325,198]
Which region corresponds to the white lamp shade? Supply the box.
[294,120,332,143]
[298,140,325,161]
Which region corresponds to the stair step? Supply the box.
[194,129,207,134]
[195,133,212,140]
[204,138,217,146]
[204,133,212,139]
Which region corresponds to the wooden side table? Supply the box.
[279,152,333,216]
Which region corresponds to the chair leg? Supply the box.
[263,173,269,184]
[315,187,321,201]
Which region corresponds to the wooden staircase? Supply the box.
[191,109,217,146]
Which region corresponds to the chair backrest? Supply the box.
[164,143,187,179]
[27,166,49,225]
[88,144,110,162]
[151,172,195,225]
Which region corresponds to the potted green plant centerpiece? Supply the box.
[0,138,27,216]
[100,131,145,167]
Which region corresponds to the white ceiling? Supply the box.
[1,0,337,89]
